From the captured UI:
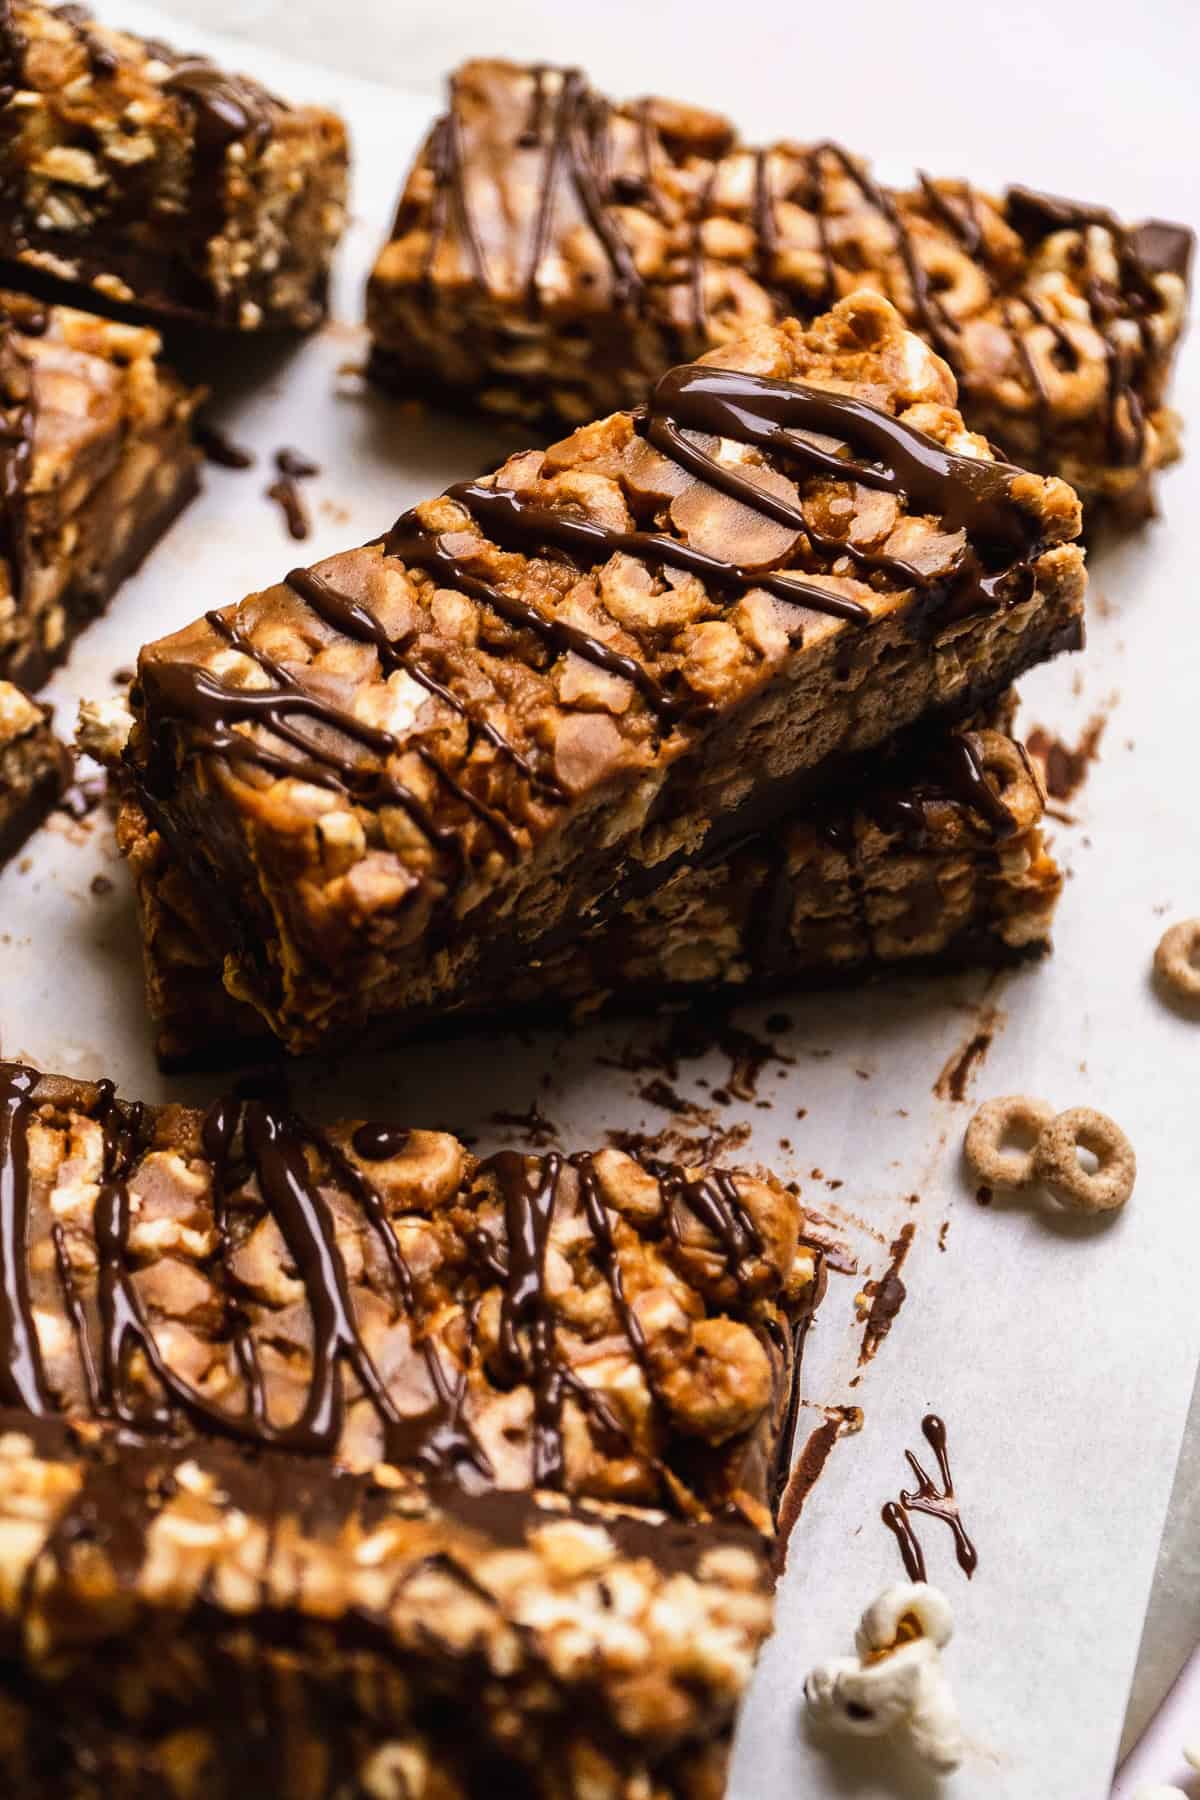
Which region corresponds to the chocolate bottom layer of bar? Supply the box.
[0,1415,772,1798]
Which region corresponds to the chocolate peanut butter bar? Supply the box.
[0,1061,822,1526]
[121,295,1085,1055]
[0,1,348,330]
[0,1417,774,1797]
[0,289,199,687]
[0,676,66,862]
[368,60,1192,522]
[108,709,1060,1068]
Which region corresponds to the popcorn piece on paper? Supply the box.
[803,1582,964,1774]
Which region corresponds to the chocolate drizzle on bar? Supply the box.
[381,359,1044,727]
[0,1063,50,1410]
[406,69,1188,477]
[0,1065,809,1516]
[138,352,1047,893]
[0,310,36,605]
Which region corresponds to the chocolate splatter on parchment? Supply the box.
[266,475,310,540]
[857,1221,916,1364]
[606,1005,793,1103]
[637,1077,708,1120]
[275,446,321,479]
[775,1405,865,1572]
[489,1099,561,1147]
[606,1119,752,1165]
[882,1498,928,1581]
[1026,710,1110,803]
[195,418,255,469]
[881,1414,978,1581]
[934,1001,1004,1102]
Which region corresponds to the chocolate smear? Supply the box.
[857,1221,916,1364]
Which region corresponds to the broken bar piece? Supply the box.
[0,1,348,330]
[0,1415,775,1796]
[0,676,66,864]
[121,295,1085,1055]
[0,289,200,687]
[368,59,1192,522]
[0,1060,823,1527]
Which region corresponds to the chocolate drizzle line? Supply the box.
[413,78,1183,473]
[881,1413,977,1581]
[150,359,1041,907]
[881,1498,927,1582]
[899,1413,978,1577]
[422,79,491,293]
[0,1064,49,1410]
[518,68,641,311]
[150,583,522,870]
[0,313,37,606]
[0,1066,807,1518]
[379,360,1041,732]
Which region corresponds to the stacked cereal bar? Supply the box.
[0,288,199,686]
[368,59,1191,521]
[116,295,1085,1056]
[0,0,348,330]
[102,699,1061,1067]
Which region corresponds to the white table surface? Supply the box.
[39,0,1200,1786]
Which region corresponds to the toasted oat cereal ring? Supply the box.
[1154,919,1200,1001]
[1032,1107,1136,1213]
[963,1095,1055,1190]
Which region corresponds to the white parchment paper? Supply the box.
[1,11,1197,1796]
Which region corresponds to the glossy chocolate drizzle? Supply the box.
[381,360,1042,725]
[0,1065,802,1511]
[881,1412,978,1581]
[414,71,1182,470]
[52,3,117,77]
[0,313,35,606]
[147,355,1041,889]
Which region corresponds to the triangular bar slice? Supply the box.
[0,1416,774,1795]
[369,59,1192,522]
[124,294,1085,1053]
[0,1061,823,1531]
